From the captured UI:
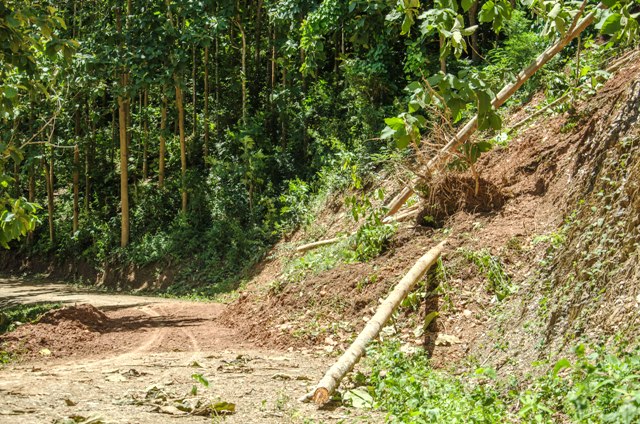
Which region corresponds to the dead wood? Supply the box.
[300,240,447,405]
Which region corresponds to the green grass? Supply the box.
[361,341,640,423]
[0,302,61,334]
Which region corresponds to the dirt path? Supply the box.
[0,277,377,423]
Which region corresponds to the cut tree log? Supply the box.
[296,204,419,253]
[383,203,419,223]
[383,4,600,217]
[295,237,343,253]
[509,48,636,133]
[301,239,447,405]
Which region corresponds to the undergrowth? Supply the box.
[0,303,61,334]
[363,341,640,423]
[462,249,513,301]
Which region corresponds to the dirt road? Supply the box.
[0,277,376,423]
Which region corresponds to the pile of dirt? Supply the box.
[221,230,438,350]
[219,54,640,373]
[0,304,111,359]
[38,304,110,329]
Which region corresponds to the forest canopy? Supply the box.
[0,0,637,289]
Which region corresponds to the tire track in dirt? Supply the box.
[0,279,381,423]
[48,304,167,373]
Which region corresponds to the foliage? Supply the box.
[1,0,637,301]
[462,249,513,301]
[365,341,640,423]
[0,302,61,333]
[367,341,508,423]
[346,188,397,262]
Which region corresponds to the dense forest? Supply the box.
[2,0,636,294]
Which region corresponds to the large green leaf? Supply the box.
[600,13,623,35]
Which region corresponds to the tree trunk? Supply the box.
[296,237,342,253]
[253,0,264,107]
[271,28,276,92]
[28,163,35,203]
[111,107,116,165]
[117,5,130,247]
[176,82,188,213]
[27,163,35,244]
[118,92,130,247]
[204,45,210,162]
[237,19,248,124]
[73,144,79,234]
[439,34,447,73]
[85,102,94,211]
[469,0,480,62]
[215,29,220,139]
[43,149,55,245]
[302,240,448,405]
[192,45,198,139]
[13,161,19,199]
[159,93,167,188]
[143,89,149,180]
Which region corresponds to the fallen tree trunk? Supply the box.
[383,5,600,217]
[301,239,448,405]
[508,90,572,132]
[383,203,419,223]
[295,237,343,253]
[294,4,600,254]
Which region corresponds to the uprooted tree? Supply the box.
[382,0,638,215]
[299,0,638,253]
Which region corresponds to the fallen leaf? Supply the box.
[211,401,236,415]
[39,349,51,356]
[343,388,373,409]
[157,405,187,416]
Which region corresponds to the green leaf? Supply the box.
[600,13,623,35]
[552,358,571,377]
[478,1,496,23]
[396,134,412,149]
[384,117,405,131]
[461,0,474,12]
[3,87,18,99]
[211,401,236,415]
[343,388,373,409]
[548,3,561,19]
[424,311,439,327]
[476,141,493,153]
[191,373,209,387]
[380,126,396,140]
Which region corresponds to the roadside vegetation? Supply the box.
[365,341,640,423]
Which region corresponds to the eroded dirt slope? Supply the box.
[220,54,640,373]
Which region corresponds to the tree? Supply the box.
[0,1,73,248]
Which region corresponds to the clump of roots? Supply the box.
[414,174,505,227]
